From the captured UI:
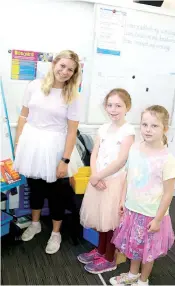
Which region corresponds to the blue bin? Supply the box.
[83,228,99,246]
[1,211,13,236]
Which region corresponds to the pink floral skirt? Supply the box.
[111,208,175,264]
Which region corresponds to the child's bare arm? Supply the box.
[90,136,100,175]
[155,178,175,222]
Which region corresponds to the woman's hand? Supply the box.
[147,218,161,233]
[56,160,68,178]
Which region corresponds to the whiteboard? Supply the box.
[0,0,94,124]
[87,4,175,124]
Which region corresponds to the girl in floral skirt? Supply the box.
[110,105,175,286]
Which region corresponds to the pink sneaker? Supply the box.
[77,249,103,264]
[84,256,117,274]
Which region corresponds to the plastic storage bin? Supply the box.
[74,167,91,194]
[14,184,50,217]
[83,227,126,265]
[74,177,89,194]
[75,167,91,177]
[83,228,99,247]
[1,211,13,236]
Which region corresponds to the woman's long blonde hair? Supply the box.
[41,50,81,103]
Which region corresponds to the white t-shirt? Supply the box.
[96,122,135,178]
[23,79,81,133]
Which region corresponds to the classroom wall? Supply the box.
[0,0,94,124]
[162,0,175,9]
[1,0,175,126]
[1,0,175,207]
[1,0,175,150]
[0,0,94,208]
[1,0,175,144]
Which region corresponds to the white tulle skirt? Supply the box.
[14,123,83,183]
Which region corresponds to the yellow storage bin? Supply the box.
[73,167,91,194]
[74,177,89,194]
[75,166,91,177]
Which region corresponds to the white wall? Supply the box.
[1,0,175,126]
[0,0,94,124]
[0,0,95,208]
[1,0,175,149]
[162,0,175,9]
[1,0,175,206]
[1,0,175,145]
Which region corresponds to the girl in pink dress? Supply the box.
[110,105,175,285]
[78,88,135,274]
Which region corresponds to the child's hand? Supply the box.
[147,218,161,233]
[95,180,106,190]
[90,175,100,186]
[119,202,125,215]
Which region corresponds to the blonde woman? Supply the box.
[14,50,83,254]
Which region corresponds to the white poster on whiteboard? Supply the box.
[96,7,126,56]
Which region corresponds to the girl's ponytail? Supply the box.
[163,134,168,146]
